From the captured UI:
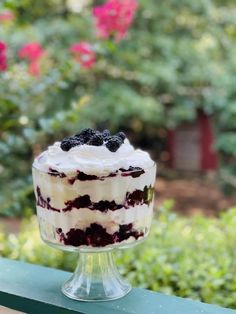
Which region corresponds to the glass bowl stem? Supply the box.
[62,250,131,301]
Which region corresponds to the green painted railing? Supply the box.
[0,258,235,314]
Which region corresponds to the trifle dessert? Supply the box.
[32,128,156,250]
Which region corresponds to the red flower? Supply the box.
[0,41,7,72]
[93,0,138,42]
[18,42,45,76]
[70,42,96,69]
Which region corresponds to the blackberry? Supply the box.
[105,136,122,152]
[75,128,96,143]
[61,128,126,152]
[74,136,85,144]
[113,135,123,143]
[87,134,104,146]
[60,137,80,151]
[101,129,110,140]
[116,131,126,142]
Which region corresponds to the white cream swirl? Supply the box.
[33,139,154,175]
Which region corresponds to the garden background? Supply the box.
[1,0,236,309]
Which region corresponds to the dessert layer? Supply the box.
[35,184,154,213]
[33,139,154,176]
[33,166,155,205]
[56,223,144,247]
[36,201,153,234]
[48,166,145,184]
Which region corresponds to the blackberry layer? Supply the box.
[56,223,144,247]
[36,185,154,213]
[48,166,145,185]
[36,203,153,235]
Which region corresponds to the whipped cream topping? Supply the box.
[33,139,154,175]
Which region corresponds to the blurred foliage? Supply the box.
[0,0,236,216]
[2,0,69,21]
[1,203,236,309]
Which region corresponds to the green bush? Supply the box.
[1,2,235,308]
[1,202,236,309]
[1,0,236,216]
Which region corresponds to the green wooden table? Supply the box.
[0,258,235,314]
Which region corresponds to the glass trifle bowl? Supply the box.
[32,129,156,301]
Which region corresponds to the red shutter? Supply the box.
[198,111,218,170]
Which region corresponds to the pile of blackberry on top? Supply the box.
[60,128,126,152]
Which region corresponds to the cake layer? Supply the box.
[32,166,155,205]
[36,201,153,234]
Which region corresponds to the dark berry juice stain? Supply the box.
[92,200,123,212]
[120,166,145,178]
[68,170,118,184]
[68,177,76,185]
[48,168,66,178]
[62,196,123,212]
[63,195,92,212]
[36,186,60,212]
[126,185,154,207]
[68,171,98,184]
[67,167,144,184]
[56,223,144,247]
[77,171,99,181]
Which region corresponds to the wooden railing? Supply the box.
[0,258,235,314]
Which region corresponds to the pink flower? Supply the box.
[70,42,96,69]
[28,60,41,76]
[0,41,7,72]
[0,41,7,51]
[18,42,45,76]
[93,0,138,42]
[18,42,44,61]
[0,11,14,22]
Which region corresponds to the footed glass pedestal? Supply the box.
[62,250,131,301]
